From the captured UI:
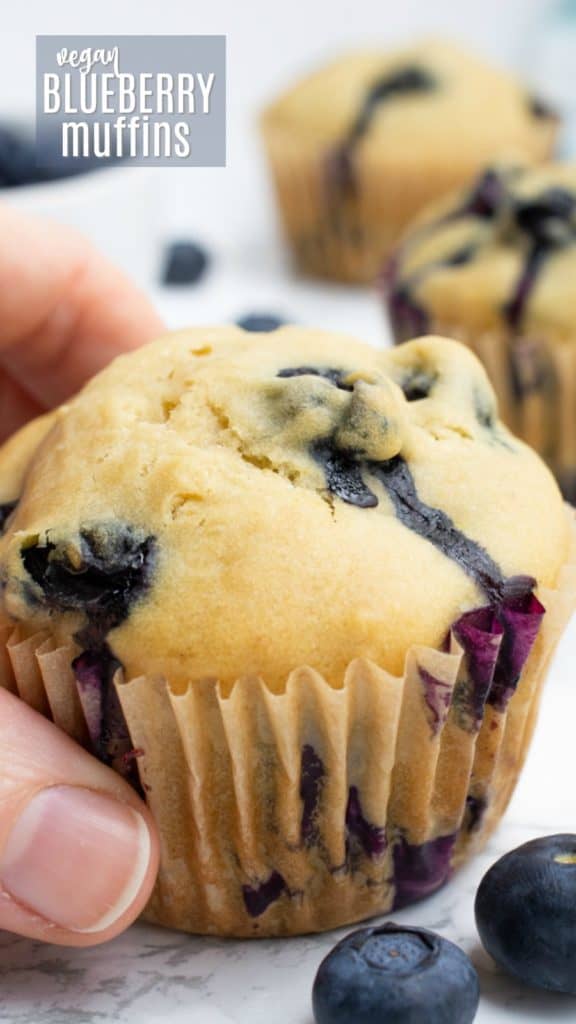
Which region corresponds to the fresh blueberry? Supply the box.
[312,923,479,1024]
[475,834,576,994]
[162,240,209,286]
[236,313,286,332]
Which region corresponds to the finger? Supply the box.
[0,369,45,441]
[0,204,163,420]
[0,688,159,946]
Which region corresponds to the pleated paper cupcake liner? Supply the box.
[1,512,575,936]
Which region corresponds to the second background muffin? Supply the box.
[261,39,558,284]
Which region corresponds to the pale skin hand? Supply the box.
[0,206,164,944]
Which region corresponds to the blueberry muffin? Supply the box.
[0,327,574,937]
[260,40,558,284]
[383,163,576,502]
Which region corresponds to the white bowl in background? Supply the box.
[1,163,160,286]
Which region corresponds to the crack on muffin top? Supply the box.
[11,336,527,617]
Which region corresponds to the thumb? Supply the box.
[0,688,159,946]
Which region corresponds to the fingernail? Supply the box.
[0,785,152,933]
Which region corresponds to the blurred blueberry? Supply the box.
[162,240,210,286]
[236,313,286,332]
[0,124,105,187]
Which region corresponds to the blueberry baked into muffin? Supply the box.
[383,164,576,502]
[0,327,574,936]
[260,40,558,284]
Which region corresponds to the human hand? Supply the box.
[0,205,163,944]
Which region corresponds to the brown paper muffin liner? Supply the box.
[417,319,576,505]
[261,124,467,286]
[1,515,575,936]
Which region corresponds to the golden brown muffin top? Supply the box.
[0,328,568,690]
[262,40,556,169]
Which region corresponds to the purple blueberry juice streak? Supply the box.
[392,833,456,909]
[504,189,576,330]
[313,443,378,509]
[504,245,548,331]
[418,667,452,736]
[489,591,545,711]
[242,870,287,918]
[387,285,430,343]
[73,646,142,791]
[369,457,506,602]
[452,581,544,715]
[508,337,553,402]
[465,793,487,833]
[325,66,436,198]
[452,607,504,726]
[287,372,544,714]
[346,786,387,859]
[460,168,507,220]
[300,745,325,844]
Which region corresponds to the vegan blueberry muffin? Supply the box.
[0,327,574,937]
[383,163,576,502]
[261,40,558,284]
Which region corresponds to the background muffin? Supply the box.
[383,163,576,502]
[261,40,558,284]
[0,327,574,936]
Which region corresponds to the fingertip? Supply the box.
[0,690,160,946]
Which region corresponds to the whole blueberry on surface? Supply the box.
[312,922,479,1024]
[236,313,285,332]
[475,834,576,994]
[162,240,209,285]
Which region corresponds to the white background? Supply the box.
[0,0,557,304]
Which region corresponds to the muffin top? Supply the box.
[0,327,568,691]
[385,163,576,343]
[262,40,556,169]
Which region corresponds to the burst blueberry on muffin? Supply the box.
[0,327,574,936]
[260,40,558,284]
[383,163,576,502]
